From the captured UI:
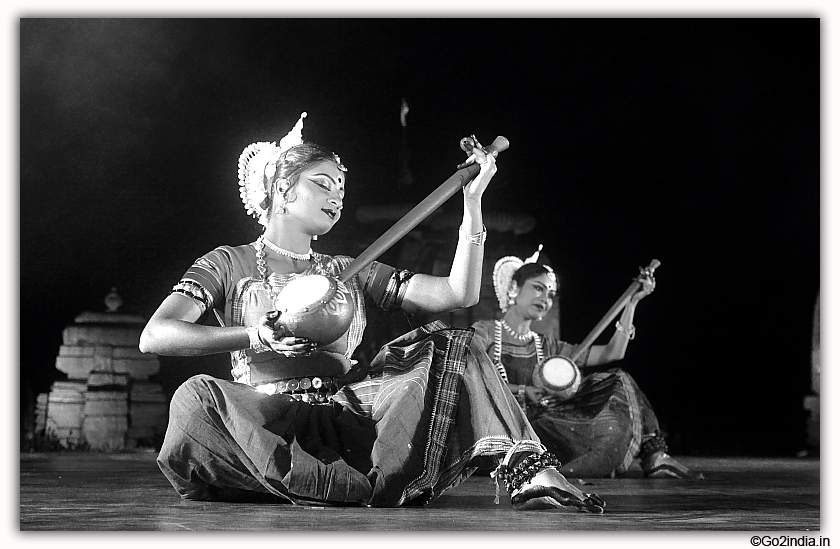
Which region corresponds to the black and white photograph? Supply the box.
[10,5,830,543]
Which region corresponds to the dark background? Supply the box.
[19,18,819,456]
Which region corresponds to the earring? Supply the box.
[507,295,516,306]
[274,178,291,214]
[312,234,318,241]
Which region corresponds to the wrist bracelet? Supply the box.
[246,325,271,353]
[460,225,487,246]
[615,320,636,340]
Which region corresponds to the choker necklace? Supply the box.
[500,319,535,342]
[261,235,312,261]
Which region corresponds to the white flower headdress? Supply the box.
[237,112,309,226]
[492,244,556,312]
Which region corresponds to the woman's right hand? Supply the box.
[463,144,498,203]
[630,273,656,304]
[257,311,318,356]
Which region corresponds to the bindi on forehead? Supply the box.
[531,279,557,293]
[311,171,344,187]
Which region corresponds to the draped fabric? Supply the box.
[158,321,538,506]
[157,245,540,506]
[472,320,660,477]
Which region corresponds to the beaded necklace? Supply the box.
[253,237,277,301]
[493,320,544,383]
[500,318,534,341]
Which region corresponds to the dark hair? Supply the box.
[264,142,345,213]
[512,263,554,288]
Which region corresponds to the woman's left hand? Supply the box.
[524,385,547,405]
[258,311,318,357]
[463,142,497,201]
[538,394,567,410]
[630,274,656,303]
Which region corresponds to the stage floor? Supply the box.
[19,452,819,531]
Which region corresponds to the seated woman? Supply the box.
[471,248,703,479]
[139,113,606,512]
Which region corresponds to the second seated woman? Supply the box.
[471,248,703,479]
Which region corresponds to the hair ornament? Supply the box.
[277,112,308,153]
[524,245,543,265]
[237,112,308,226]
[492,244,549,312]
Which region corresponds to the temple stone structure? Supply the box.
[36,290,168,451]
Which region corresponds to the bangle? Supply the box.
[460,225,487,246]
[615,320,636,340]
[246,325,271,352]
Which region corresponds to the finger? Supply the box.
[278,336,310,347]
[290,340,318,353]
[457,152,478,169]
[260,311,280,328]
[278,351,311,358]
[261,312,288,340]
[473,149,489,165]
[277,350,307,358]
[273,338,317,353]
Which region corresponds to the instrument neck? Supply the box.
[568,260,659,363]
